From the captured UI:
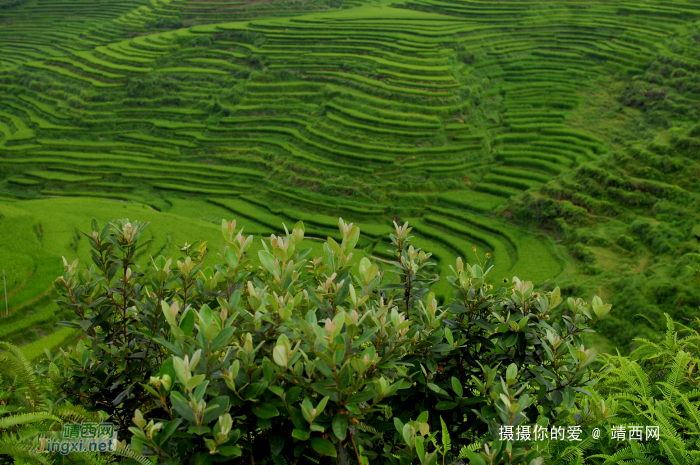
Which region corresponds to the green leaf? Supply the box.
[394,417,404,434]
[224,246,239,269]
[346,391,375,405]
[268,385,284,397]
[269,432,285,456]
[465,450,487,465]
[335,278,351,305]
[506,363,518,381]
[327,236,342,256]
[170,391,196,423]
[332,414,348,441]
[316,396,329,415]
[415,436,425,459]
[258,250,277,274]
[451,377,463,397]
[179,309,196,337]
[159,357,175,389]
[203,396,229,424]
[252,402,279,419]
[292,429,310,441]
[217,446,242,457]
[273,247,288,262]
[186,374,206,392]
[188,425,211,435]
[367,264,378,282]
[157,419,181,447]
[161,301,176,326]
[445,327,454,346]
[289,407,307,430]
[199,304,214,327]
[210,327,235,351]
[427,383,449,396]
[273,345,289,367]
[311,437,337,457]
[435,401,457,410]
[154,269,168,284]
[221,219,229,241]
[346,226,360,251]
[285,386,302,404]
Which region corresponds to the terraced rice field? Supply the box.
[3,0,700,352]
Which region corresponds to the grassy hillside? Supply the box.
[1,0,699,355]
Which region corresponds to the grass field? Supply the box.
[2,0,700,355]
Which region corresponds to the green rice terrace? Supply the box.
[1,0,700,359]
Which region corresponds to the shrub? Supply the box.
[571,242,596,264]
[52,217,614,464]
[51,218,196,438]
[616,234,638,251]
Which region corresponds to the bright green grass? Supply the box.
[22,326,80,361]
[427,206,562,284]
[437,190,506,212]
[48,57,127,79]
[0,197,367,321]
[26,171,102,183]
[185,58,243,69]
[73,50,153,73]
[24,61,126,88]
[2,102,79,131]
[17,95,70,120]
[2,0,694,357]
[8,178,43,186]
[153,182,246,195]
[158,67,229,75]
[0,300,60,342]
[121,132,197,148]
[0,110,36,141]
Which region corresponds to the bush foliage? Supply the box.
[42,216,620,464]
[0,215,696,463]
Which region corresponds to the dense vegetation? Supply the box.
[0,217,698,464]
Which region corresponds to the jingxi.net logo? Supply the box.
[35,422,118,455]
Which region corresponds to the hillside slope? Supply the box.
[1,0,700,351]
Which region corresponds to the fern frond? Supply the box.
[657,351,691,408]
[68,452,115,465]
[0,412,61,430]
[112,444,153,465]
[440,416,451,452]
[272,454,288,465]
[17,426,44,443]
[678,391,700,429]
[53,404,98,424]
[457,444,480,460]
[620,358,653,400]
[0,342,47,413]
[588,445,636,465]
[660,438,690,465]
[357,423,380,435]
[0,433,54,464]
